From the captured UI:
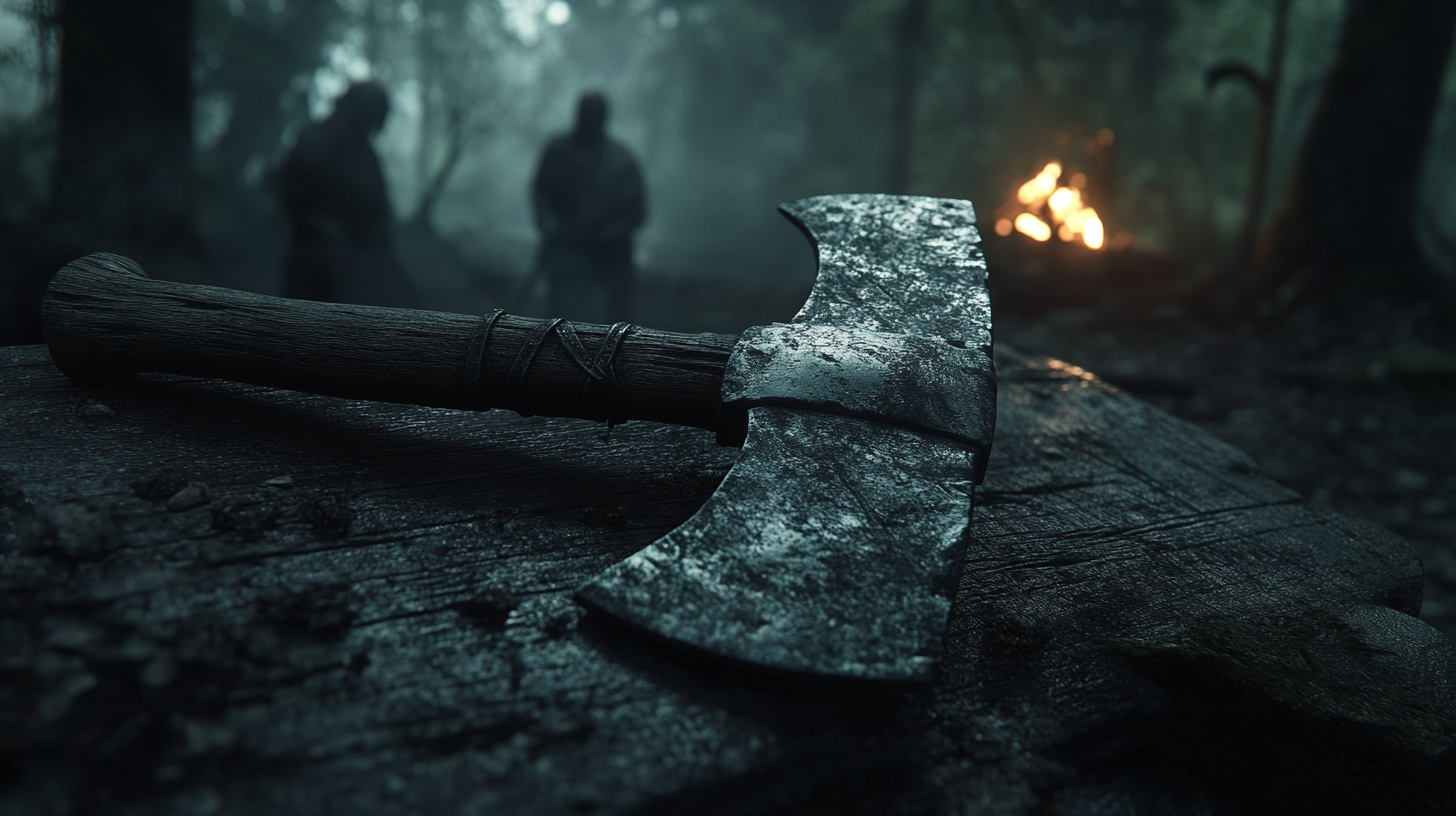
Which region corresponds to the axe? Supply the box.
[41,194,995,684]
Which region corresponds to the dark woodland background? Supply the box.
[0,1,1454,631]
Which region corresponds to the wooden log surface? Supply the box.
[1,343,1453,815]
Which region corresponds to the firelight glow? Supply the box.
[1014,213,1052,242]
[1048,186,1076,214]
[1016,161,1062,205]
[1082,214,1105,249]
[1005,162,1107,250]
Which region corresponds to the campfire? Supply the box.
[983,130,1176,312]
[994,160,1105,250]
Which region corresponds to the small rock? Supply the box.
[132,470,188,502]
[263,474,294,489]
[37,501,120,559]
[544,611,578,638]
[167,482,211,512]
[458,589,521,630]
[80,401,115,417]
[211,499,282,539]
[259,581,357,635]
[296,492,352,539]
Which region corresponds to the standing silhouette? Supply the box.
[530,92,646,323]
[278,81,416,306]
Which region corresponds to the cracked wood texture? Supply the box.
[2,344,1454,815]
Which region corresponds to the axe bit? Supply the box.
[42,194,995,684]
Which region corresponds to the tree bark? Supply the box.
[47,0,200,264]
[1252,0,1456,306]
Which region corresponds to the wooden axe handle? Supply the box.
[42,254,739,434]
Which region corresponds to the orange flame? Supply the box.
[1016,162,1062,205]
[1014,213,1052,242]
[1082,213,1104,249]
[1002,153,1122,251]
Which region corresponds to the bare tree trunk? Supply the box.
[1235,0,1292,266]
[1252,0,1456,308]
[885,0,930,194]
[985,0,1054,188]
[47,0,199,266]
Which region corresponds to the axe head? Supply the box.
[576,194,994,684]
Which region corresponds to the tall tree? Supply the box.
[1252,0,1456,307]
[886,0,931,194]
[47,0,199,265]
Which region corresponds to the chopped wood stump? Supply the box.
[1,343,1452,815]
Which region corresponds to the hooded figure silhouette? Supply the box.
[278,81,415,307]
[530,91,647,323]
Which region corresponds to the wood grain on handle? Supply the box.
[42,253,739,434]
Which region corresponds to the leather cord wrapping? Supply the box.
[468,312,634,420]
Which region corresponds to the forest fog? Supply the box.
[2,0,1455,340]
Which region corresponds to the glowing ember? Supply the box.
[1003,161,1107,250]
[1048,186,1076,215]
[1014,213,1052,242]
[1082,213,1105,249]
[1016,162,1062,205]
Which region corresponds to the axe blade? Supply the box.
[576,194,993,683]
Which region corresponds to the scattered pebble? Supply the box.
[259,581,357,634]
[210,499,283,539]
[296,492,352,538]
[544,611,578,638]
[36,501,119,559]
[131,470,188,503]
[457,589,520,630]
[166,482,211,512]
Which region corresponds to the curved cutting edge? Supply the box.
[576,194,993,683]
[576,406,979,683]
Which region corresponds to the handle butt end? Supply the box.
[43,253,150,384]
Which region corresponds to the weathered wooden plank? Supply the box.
[1,344,1451,815]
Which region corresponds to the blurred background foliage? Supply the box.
[0,0,1452,337]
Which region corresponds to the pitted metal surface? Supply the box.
[577,194,995,683]
[784,194,991,349]
[722,323,995,463]
[576,406,981,682]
